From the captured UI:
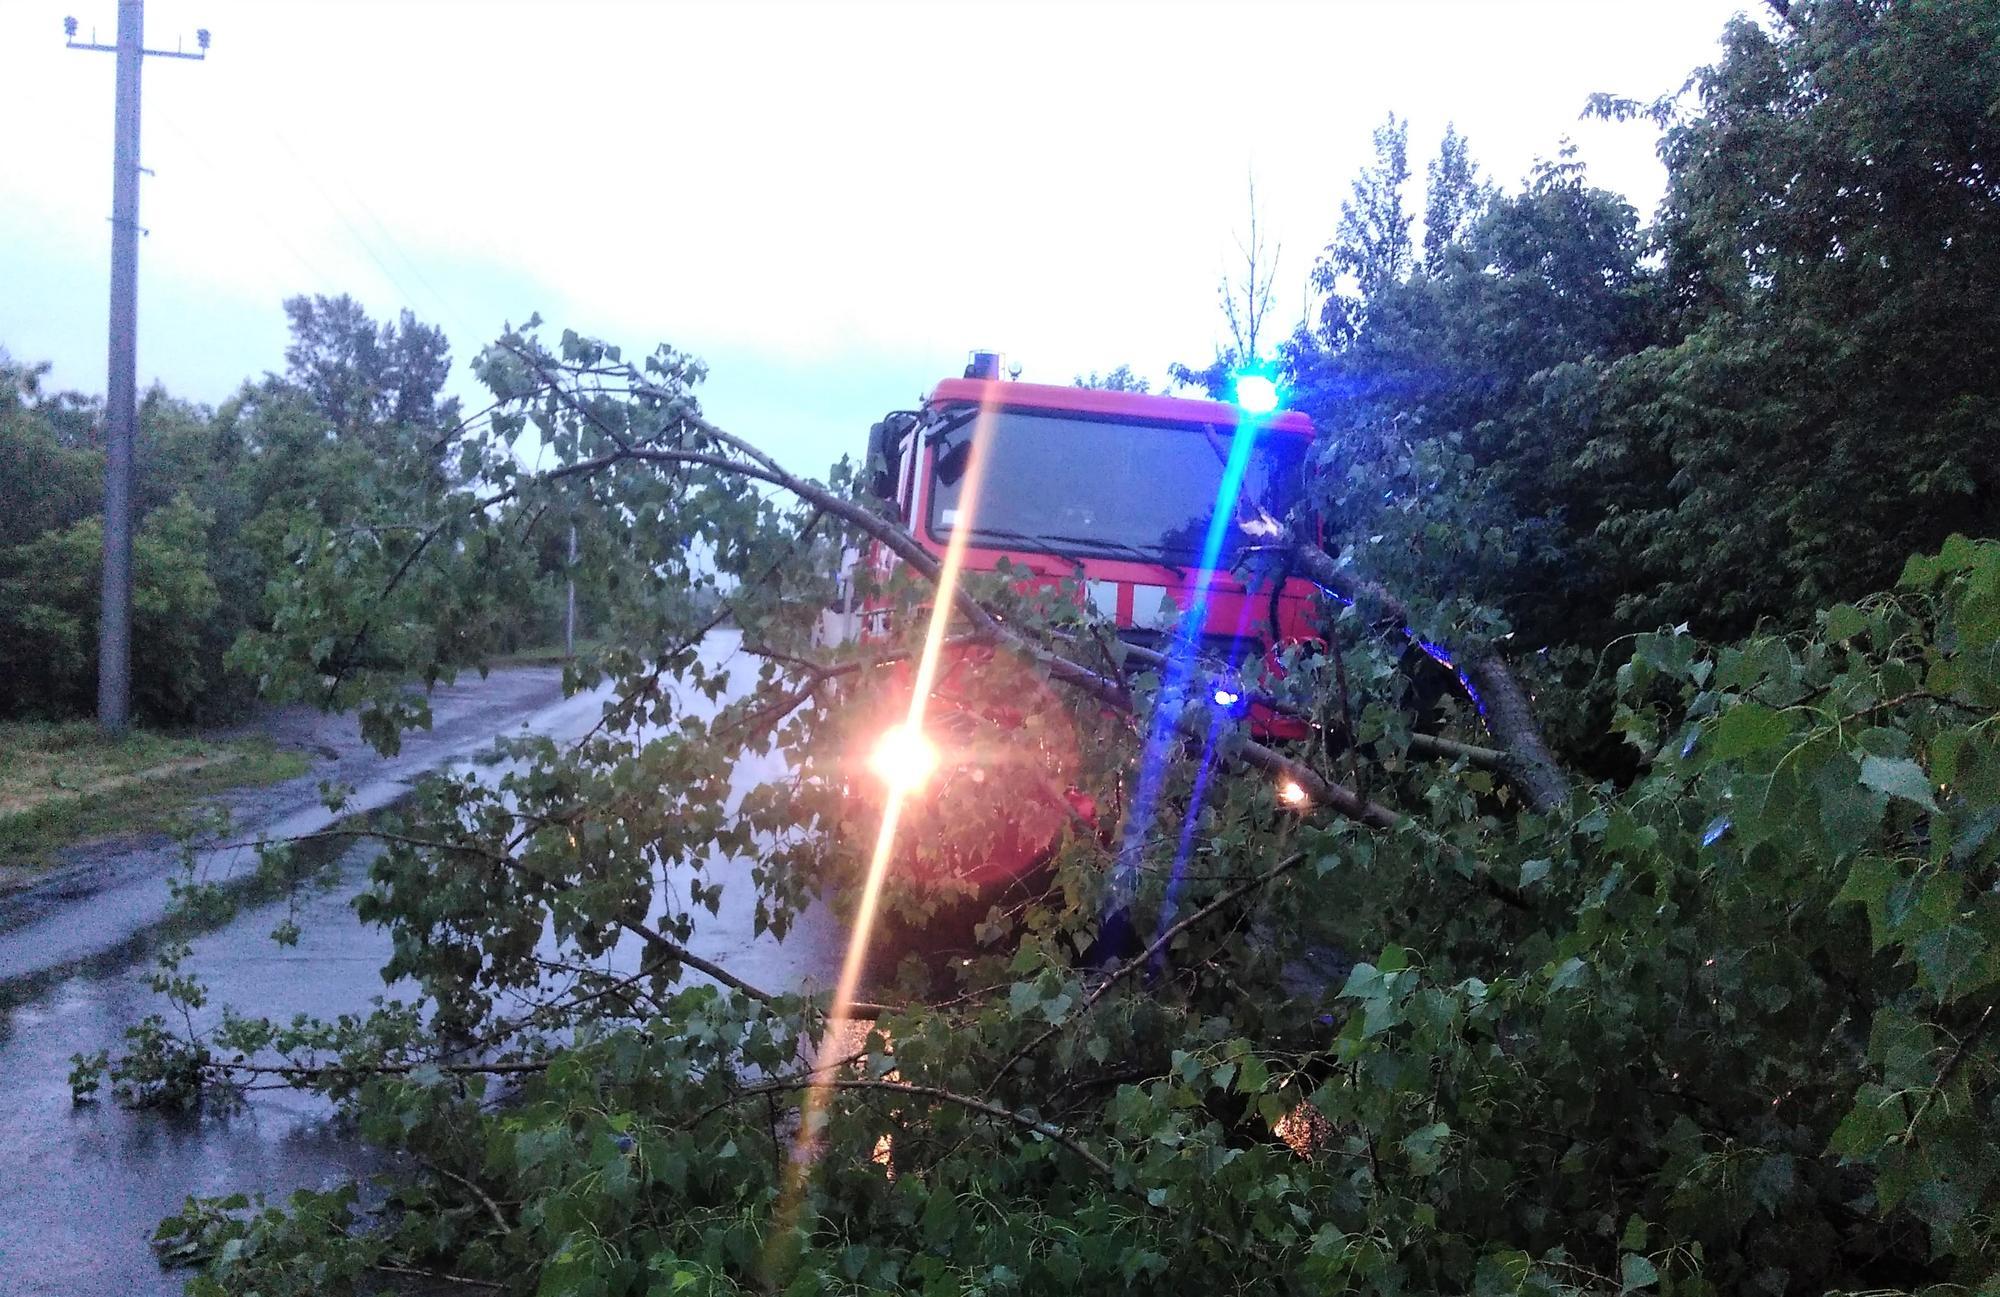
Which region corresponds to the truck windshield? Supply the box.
[926,407,1306,567]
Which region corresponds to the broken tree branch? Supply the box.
[1283,542,1571,815]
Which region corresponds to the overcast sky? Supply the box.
[2,0,1755,475]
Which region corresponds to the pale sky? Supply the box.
[1,0,1756,476]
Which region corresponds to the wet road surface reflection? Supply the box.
[0,633,853,1294]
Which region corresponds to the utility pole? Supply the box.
[65,5,207,734]
[564,523,578,658]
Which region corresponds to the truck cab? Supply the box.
[853,356,1320,715]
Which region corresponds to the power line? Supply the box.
[153,106,342,295]
[332,164,474,340]
[268,127,430,317]
[159,104,485,367]
[263,125,483,351]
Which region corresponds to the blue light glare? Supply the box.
[1417,638,1488,718]
[1154,719,1224,971]
[1213,688,1240,707]
[1234,373,1280,414]
[1110,417,1265,920]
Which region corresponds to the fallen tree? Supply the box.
[87,326,2000,1296]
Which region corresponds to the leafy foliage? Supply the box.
[1579,3,2000,636]
[280,292,458,442]
[0,296,595,723]
[0,495,219,721]
[78,315,1998,1295]
[1283,0,1999,659]
[29,5,2000,1292]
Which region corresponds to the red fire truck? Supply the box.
[844,352,1319,688]
[829,354,1323,904]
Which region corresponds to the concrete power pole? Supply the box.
[65,4,207,734]
[564,523,578,659]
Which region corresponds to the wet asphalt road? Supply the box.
[0,634,851,1295]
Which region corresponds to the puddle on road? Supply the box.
[0,846,398,1297]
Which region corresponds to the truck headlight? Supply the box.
[870,725,940,794]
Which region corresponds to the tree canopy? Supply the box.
[0,297,592,724]
[1281,2,1997,663]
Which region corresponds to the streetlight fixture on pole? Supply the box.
[565,522,578,659]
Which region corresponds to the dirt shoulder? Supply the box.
[0,666,569,898]
[0,725,308,883]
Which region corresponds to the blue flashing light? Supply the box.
[1212,688,1240,707]
[1234,373,1280,415]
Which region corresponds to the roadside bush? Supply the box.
[0,495,220,723]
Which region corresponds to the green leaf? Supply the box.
[1620,1254,1659,1292]
[1401,1121,1450,1175]
[1835,855,1899,950]
[1830,1083,1902,1160]
[1549,957,1589,992]
[1709,703,1792,761]
[1859,754,1938,811]
[1912,924,1989,1002]
[1749,1153,1796,1213]
[1950,805,2000,865]
[1808,753,1881,851]
[1338,963,1383,1000]
[1825,602,1867,642]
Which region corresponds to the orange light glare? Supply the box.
[869,725,939,793]
[1278,778,1309,809]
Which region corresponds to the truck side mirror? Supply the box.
[866,421,899,500]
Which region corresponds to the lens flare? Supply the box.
[773,392,1004,1267]
[1212,688,1240,707]
[869,725,939,793]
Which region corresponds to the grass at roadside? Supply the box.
[0,722,310,881]
[485,638,600,668]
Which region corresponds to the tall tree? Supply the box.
[0,351,102,549]
[1170,176,1285,397]
[1313,113,1413,340]
[1577,2,2000,636]
[1072,365,1151,393]
[1421,123,1488,271]
[281,293,456,444]
[1288,146,1659,654]
[1222,174,1281,365]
